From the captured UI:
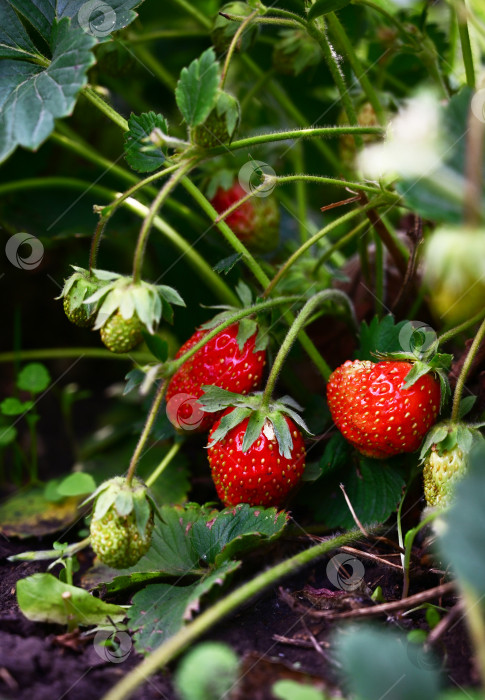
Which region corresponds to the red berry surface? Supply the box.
[166,324,266,433]
[210,183,279,253]
[327,359,441,459]
[207,408,306,507]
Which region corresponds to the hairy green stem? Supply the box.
[313,219,370,273]
[451,318,485,421]
[169,0,211,27]
[132,162,195,283]
[126,381,168,486]
[220,9,260,88]
[262,290,357,406]
[82,86,129,131]
[276,174,391,197]
[326,13,386,125]
[145,442,183,488]
[101,529,364,700]
[438,308,485,347]
[307,19,362,148]
[0,349,152,363]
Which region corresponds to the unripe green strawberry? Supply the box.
[423,445,465,508]
[57,266,100,329]
[90,507,154,569]
[100,311,145,353]
[423,226,485,325]
[192,92,240,148]
[88,476,155,569]
[420,421,484,509]
[211,2,259,55]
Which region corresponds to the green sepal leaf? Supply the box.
[17,363,51,394]
[93,488,117,521]
[115,490,134,516]
[236,318,257,351]
[198,386,257,413]
[307,0,352,20]
[17,573,125,626]
[235,280,253,307]
[124,112,168,173]
[268,411,294,459]
[458,395,476,419]
[157,285,186,307]
[419,423,449,460]
[175,48,220,127]
[207,406,253,445]
[241,410,266,452]
[214,90,240,139]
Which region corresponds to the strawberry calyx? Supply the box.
[199,386,311,459]
[83,270,185,334]
[374,350,452,409]
[419,420,484,462]
[83,475,160,535]
[57,266,101,323]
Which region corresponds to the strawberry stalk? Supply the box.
[261,290,358,409]
[451,317,485,422]
[125,380,169,486]
[132,160,197,284]
[219,8,260,88]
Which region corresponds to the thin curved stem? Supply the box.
[0,348,152,363]
[169,0,211,28]
[275,174,392,197]
[438,307,485,347]
[101,529,364,700]
[220,9,260,88]
[132,161,196,283]
[89,215,108,272]
[261,290,357,407]
[146,441,183,488]
[83,86,129,131]
[126,380,168,486]
[313,219,370,274]
[451,318,485,421]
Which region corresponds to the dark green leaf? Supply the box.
[0,0,40,59]
[175,48,220,127]
[320,434,353,477]
[213,253,243,274]
[141,332,168,362]
[307,0,352,20]
[0,19,97,163]
[17,573,125,626]
[336,626,441,700]
[357,316,409,361]
[439,444,485,595]
[129,561,239,653]
[124,112,167,172]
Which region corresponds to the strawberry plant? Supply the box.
[1,1,485,699]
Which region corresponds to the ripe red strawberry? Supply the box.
[327,359,442,458]
[211,182,279,253]
[165,323,266,433]
[207,408,306,507]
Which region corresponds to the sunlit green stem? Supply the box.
[126,381,168,487]
[438,308,485,347]
[146,442,183,488]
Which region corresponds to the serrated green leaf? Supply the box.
[175,47,220,127]
[236,318,257,351]
[129,560,239,653]
[0,0,40,59]
[357,316,409,362]
[213,253,243,275]
[56,472,96,497]
[307,0,352,20]
[1,397,34,415]
[0,18,97,164]
[17,363,51,394]
[320,434,353,476]
[17,573,124,626]
[124,112,167,172]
